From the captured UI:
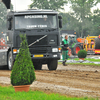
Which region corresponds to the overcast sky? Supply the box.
[11,0,71,12]
[11,0,32,11]
[11,0,100,12]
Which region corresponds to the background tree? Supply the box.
[0,2,7,34]
[90,9,100,36]
[29,0,100,37]
[0,2,13,37]
[59,12,81,37]
[30,0,68,11]
[68,0,99,37]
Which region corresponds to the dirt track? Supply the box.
[0,64,100,98]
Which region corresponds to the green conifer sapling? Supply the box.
[11,34,36,86]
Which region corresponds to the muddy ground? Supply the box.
[0,63,100,98]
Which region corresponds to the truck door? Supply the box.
[6,17,13,45]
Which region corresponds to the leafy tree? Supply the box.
[59,12,81,37]
[0,2,7,34]
[69,0,99,37]
[29,0,68,11]
[90,9,100,36]
[0,2,13,36]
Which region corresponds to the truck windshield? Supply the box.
[15,14,57,29]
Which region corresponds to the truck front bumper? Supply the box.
[13,53,60,61]
[31,53,60,60]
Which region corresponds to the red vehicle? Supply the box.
[0,38,8,49]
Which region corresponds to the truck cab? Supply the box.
[5,9,62,70]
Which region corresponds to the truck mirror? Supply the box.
[59,19,62,28]
[7,17,12,30]
[58,15,62,28]
[58,16,62,19]
[7,17,12,21]
[7,21,11,30]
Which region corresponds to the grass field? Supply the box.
[59,58,100,66]
[71,58,100,62]
[59,62,100,67]
[0,86,97,100]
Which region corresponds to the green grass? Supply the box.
[85,58,100,62]
[59,62,100,67]
[0,86,96,100]
[68,63,100,66]
[70,58,100,62]
[59,58,100,66]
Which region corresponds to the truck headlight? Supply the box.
[52,48,58,52]
[13,49,19,54]
[58,48,61,52]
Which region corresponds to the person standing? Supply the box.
[62,35,69,66]
[43,18,52,27]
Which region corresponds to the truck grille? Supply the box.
[16,35,57,47]
[16,35,57,54]
[29,47,49,54]
[27,35,48,47]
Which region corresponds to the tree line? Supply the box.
[0,0,100,37]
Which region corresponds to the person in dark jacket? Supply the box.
[62,35,69,66]
[43,18,52,27]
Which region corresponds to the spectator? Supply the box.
[62,35,69,66]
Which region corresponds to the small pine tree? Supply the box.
[11,34,36,86]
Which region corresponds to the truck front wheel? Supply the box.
[47,60,58,70]
[33,62,42,70]
[7,51,13,70]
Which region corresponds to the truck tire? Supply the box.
[95,38,100,49]
[47,60,58,70]
[33,62,42,70]
[72,44,82,55]
[7,51,13,70]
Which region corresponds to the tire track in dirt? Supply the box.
[35,70,100,92]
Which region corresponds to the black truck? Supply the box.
[0,9,62,70]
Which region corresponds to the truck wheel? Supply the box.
[73,44,82,55]
[95,38,100,49]
[47,60,58,70]
[33,62,42,70]
[8,51,13,70]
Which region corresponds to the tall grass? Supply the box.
[0,86,96,100]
